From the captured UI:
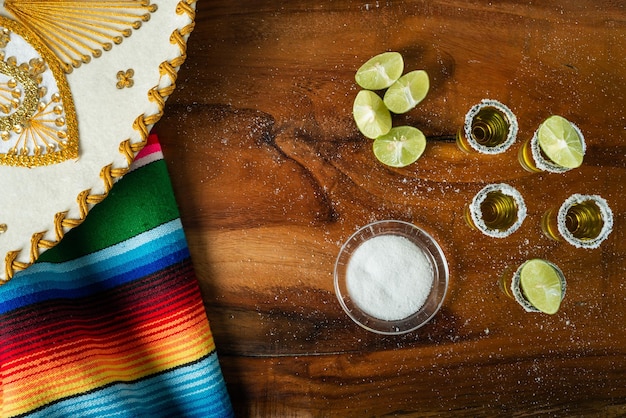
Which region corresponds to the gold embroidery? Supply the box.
[0,28,10,48]
[116,69,135,89]
[4,0,158,73]
[0,17,79,167]
[0,72,22,115]
[0,56,41,135]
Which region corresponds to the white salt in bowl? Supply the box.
[334,220,449,335]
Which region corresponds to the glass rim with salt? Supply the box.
[456,99,518,155]
[465,183,527,238]
[334,220,449,335]
[548,193,613,249]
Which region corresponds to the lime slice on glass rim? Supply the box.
[383,70,430,114]
[353,90,392,139]
[519,259,563,315]
[372,126,426,168]
[355,51,404,90]
[536,115,585,169]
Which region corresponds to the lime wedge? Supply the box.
[355,52,404,90]
[536,115,585,169]
[383,70,429,114]
[519,259,564,314]
[372,126,426,167]
[353,90,392,139]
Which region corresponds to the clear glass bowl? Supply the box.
[334,220,449,335]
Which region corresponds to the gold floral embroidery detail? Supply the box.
[0,18,78,167]
[5,93,70,158]
[27,58,46,80]
[116,69,135,89]
[0,54,42,138]
[0,73,21,114]
[4,0,158,73]
[0,28,10,48]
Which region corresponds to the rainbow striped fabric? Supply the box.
[0,136,233,417]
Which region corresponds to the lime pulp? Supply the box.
[536,115,585,169]
[519,259,564,315]
[353,90,392,139]
[355,52,404,90]
[372,126,426,167]
[383,70,430,114]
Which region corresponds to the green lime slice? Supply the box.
[353,90,392,139]
[383,70,429,114]
[372,126,426,167]
[355,52,404,90]
[519,259,564,314]
[536,115,585,169]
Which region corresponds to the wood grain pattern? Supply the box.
[154,0,626,415]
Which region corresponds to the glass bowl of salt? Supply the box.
[334,220,448,335]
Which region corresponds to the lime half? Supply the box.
[373,126,426,167]
[519,259,564,315]
[355,52,404,90]
[383,70,430,114]
[353,90,392,139]
[536,115,585,169]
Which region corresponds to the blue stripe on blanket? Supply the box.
[0,219,188,314]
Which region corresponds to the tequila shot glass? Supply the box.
[456,99,518,154]
[542,194,613,249]
[464,183,526,238]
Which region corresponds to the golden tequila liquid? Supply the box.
[465,183,526,238]
[544,200,604,241]
[477,191,519,231]
[518,135,565,173]
[498,267,516,300]
[457,100,517,154]
[541,207,560,240]
[518,138,543,173]
[543,195,611,247]
[566,200,605,240]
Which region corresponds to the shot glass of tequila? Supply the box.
[542,194,613,249]
[456,99,518,154]
[464,183,526,238]
[500,259,566,314]
[518,115,586,173]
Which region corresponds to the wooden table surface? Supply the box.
[154,1,626,416]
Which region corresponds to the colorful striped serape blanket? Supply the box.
[0,135,234,417]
